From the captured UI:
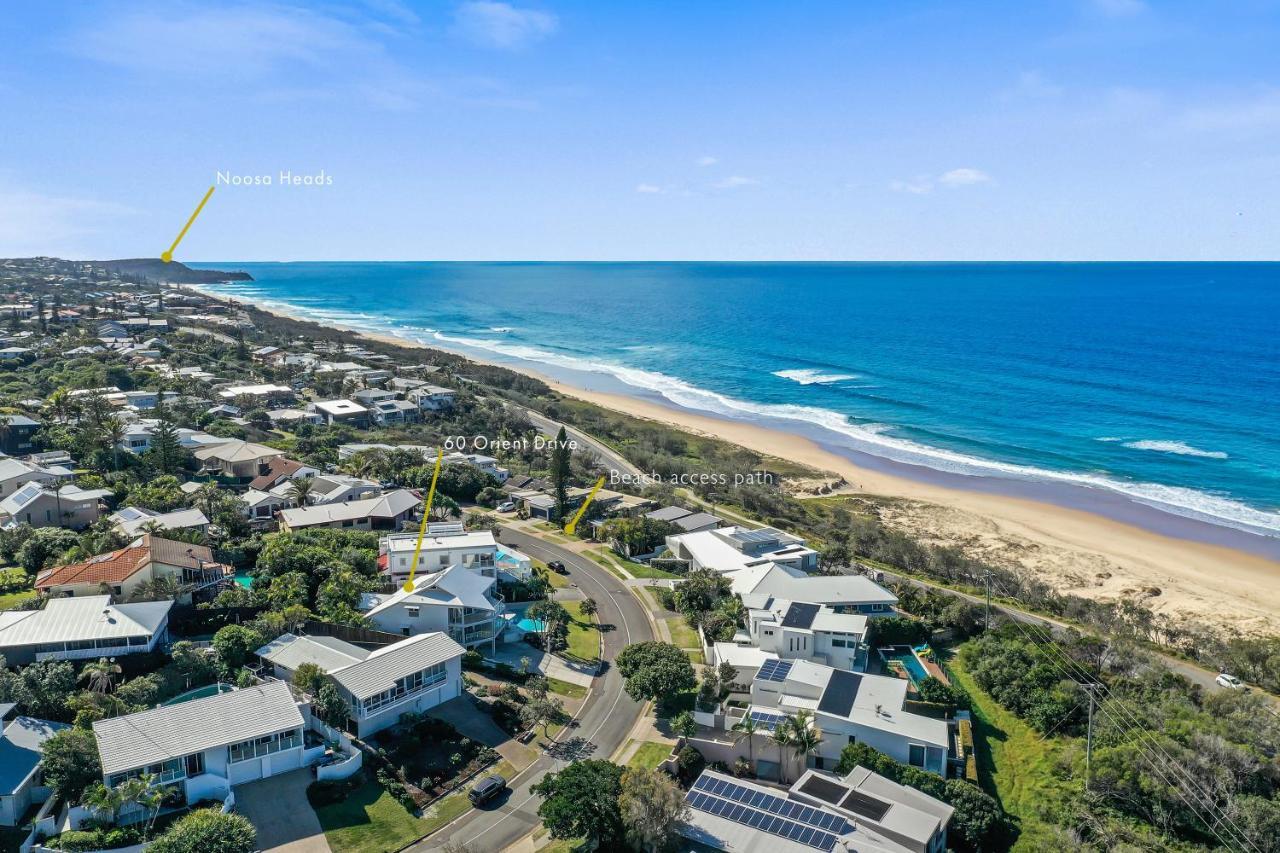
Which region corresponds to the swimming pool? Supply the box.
[515,617,546,632]
[161,682,235,706]
[879,646,930,686]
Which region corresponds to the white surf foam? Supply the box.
[773,368,859,385]
[1122,440,1229,460]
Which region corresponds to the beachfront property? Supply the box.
[193,439,285,479]
[37,534,229,600]
[679,767,952,853]
[646,504,725,534]
[734,570,899,616]
[0,596,172,665]
[359,564,506,649]
[255,632,466,737]
[378,523,534,583]
[92,681,309,810]
[108,506,210,539]
[0,709,68,827]
[710,597,871,673]
[277,488,419,532]
[0,481,111,529]
[405,384,456,412]
[666,526,820,574]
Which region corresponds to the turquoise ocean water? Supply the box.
[191,262,1280,552]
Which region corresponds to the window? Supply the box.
[908,744,926,768]
[406,606,419,618]
[229,729,301,763]
[360,662,447,714]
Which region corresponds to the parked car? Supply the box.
[1215,673,1247,690]
[469,774,507,806]
[547,560,568,574]
[496,501,516,512]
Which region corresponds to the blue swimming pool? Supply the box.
[879,646,929,685]
[515,617,546,632]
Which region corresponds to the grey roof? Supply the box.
[0,596,171,649]
[279,489,418,528]
[781,602,820,630]
[256,633,370,673]
[329,633,464,700]
[674,512,723,532]
[646,506,693,523]
[93,681,303,775]
[0,716,68,794]
[365,565,496,617]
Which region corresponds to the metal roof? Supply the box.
[329,633,464,700]
[0,716,68,795]
[0,596,171,648]
[256,633,369,673]
[93,681,303,775]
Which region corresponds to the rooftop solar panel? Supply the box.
[781,602,821,629]
[757,659,794,683]
[840,789,893,822]
[817,669,862,717]
[798,775,848,806]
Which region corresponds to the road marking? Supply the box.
[562,476,605,536]
[459,534,639,849]
[402,449,445,592]
[161,185,215,263]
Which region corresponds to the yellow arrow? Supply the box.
[161,185,215,263]
[402,449,446,592]
[563,476,606,536]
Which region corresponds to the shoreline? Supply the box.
[209,288,1280,635]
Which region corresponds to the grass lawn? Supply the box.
[616,558,680,580]
[317,761,514,853]
[0,589,35,611]
[948,653,1076,851]
[546,676,588,698]
[664,617,700,651]
[627,740,675,770]
[562,600,600,661]
[534,560,570,589]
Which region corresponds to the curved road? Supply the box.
[417,527,654,851]
[517,406,643,479]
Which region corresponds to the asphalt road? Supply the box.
[519,406,644,479]
[416,527,654,852]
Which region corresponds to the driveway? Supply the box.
[428,695,512,747]
[489,643,595,687]
[234,768,330,853]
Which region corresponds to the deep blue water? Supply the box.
[191,262,1280,542]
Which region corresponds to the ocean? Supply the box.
[189,262,1280,549]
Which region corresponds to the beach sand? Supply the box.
[236,300,1280,637]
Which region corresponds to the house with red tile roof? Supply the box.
[36,534,230,601]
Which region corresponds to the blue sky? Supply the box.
[1,0,1278,260]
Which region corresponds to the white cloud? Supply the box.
[889,175,934,194]
[890,168,991,194]
[1090,0,1147,17]
[696,156,718,167]
[938,168,991,187]
[453,1,558,49]
[634,183,664,194]
[713,175,759,189]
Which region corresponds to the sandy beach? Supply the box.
[236,299,1280,637]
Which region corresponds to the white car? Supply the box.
[496,501,516,513]
[1215,673,1246,690]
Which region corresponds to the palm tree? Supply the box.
[83,781,124,823]
[731,714,759,771]
[104,415,126,469]
[787,711,824,777]
[81,657,122,694]
[769,725,792,783]
[287,475,316,508]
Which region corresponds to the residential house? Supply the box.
[266,408,324,427]
[241,488,289,524]
[309,399,370,429]
[351,388,396,407]
[712,598,870,674]
[277,489,419,532]
[678,766,951,853]
[36,535,228,601]
[360,564,505,650]
[0,482,111,529]
[370,399,420,427]
[0,458,71,499]
[378,523,512,583]
[251,345,283,362]
[247,457,322,493]
[0,712,69,827]
[0,414,41,456]
[646,505,724,534]
[300,474,383,505]
[666,526,820,575]
[0,596,172,665]
[216,384,296,406]
[108,506,210,539]
[733,568,898,617]
[406,385,455,412]
[92,681,309,809]
[193,440,285,479]
[742,660,952,776]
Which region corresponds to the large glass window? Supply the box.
[228,728,301,763]
[360,662,447,714]
[908,744,927,768]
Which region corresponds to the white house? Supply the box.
[406,385,456,412]
[92,681,309,810]
[360,564,505,650]
[734,569,898,617]
[713,598,870,673]
[666,526,820,575]
[256,632,465,738]
[370,399,421,426]
[0,596,171,666]
[378,524,503,584]
[679,767,952,853]
[109,506,210,539]
[744,660,951,776]
[309,399,369,428]
[284,474,382,506]
[0,714,68,827]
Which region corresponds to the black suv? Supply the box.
[469,775,507,806]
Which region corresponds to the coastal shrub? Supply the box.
[147,809,256,853]
[308,775,364,808]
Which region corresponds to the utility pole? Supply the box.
[1084,683,1102,794]
[983,569,993,631]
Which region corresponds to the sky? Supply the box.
[1,0,1279,261]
